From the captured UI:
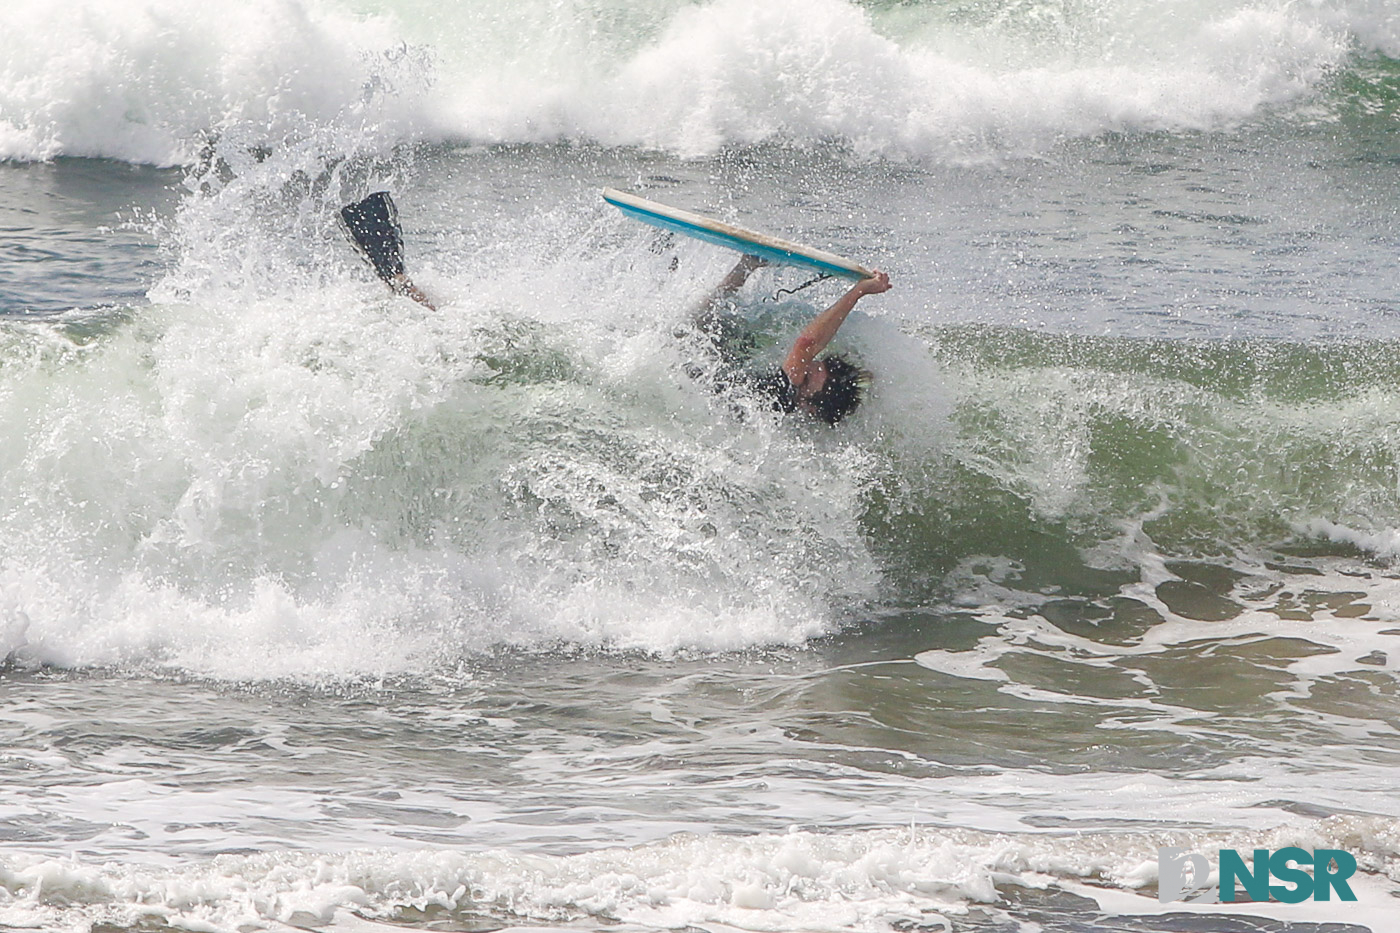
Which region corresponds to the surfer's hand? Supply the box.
[857,270,891,295]
[712,254,768,301]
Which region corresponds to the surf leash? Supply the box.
[764,271,834,302]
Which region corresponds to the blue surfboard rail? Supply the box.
[602,188,873,281]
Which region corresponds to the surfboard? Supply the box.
[602,188,873,281]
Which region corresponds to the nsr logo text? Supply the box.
[1158,847,1358,903]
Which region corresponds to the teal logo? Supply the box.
[1158,847,1358,903]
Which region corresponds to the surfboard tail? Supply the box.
[339,191,407,285]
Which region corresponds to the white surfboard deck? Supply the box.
[602,188,873,281]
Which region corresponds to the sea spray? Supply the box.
[0,0,429,165]
[1,0,1387,166]
[2,819,1397,931]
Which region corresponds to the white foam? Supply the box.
[0,249,890,677]
[1299,517,1400,561]
[1,820,1395,933]
[393,0,1363,161]
[0,0,1382,165]
[0,0,424,165]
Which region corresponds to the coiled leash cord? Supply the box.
[763,271,833,302]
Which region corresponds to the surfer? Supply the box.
[338,191,888,425]
[691,255,891,425]
[339,191,437,310]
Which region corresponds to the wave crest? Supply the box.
[0,0,1381,165]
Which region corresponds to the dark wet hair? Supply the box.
[806,355,870,426]
[749,357,870,425]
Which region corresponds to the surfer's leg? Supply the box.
[391,275,436,310]
[339,192,437,310]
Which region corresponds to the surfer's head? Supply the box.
[803,355,871,425]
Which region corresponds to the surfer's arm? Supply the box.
[692,254,766,320]
[716,253,766,295]
[782,271,890,385]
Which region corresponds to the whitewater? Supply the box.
[1,1,1399,931]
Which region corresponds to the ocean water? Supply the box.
[2,1,1399,931]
